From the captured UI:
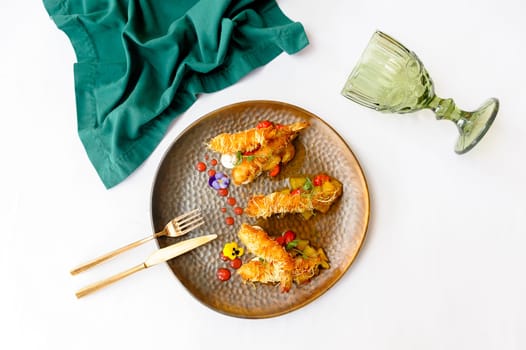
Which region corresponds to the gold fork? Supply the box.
[70,209,204,275]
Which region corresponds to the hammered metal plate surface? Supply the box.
[151,100,370,318]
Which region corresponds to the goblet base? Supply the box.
[455,98,498,154]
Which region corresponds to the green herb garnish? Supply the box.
[235,151,263,165]
[302,177,313,191]
[286,239,299,250]
[235,151,243,165]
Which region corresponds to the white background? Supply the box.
[1,0,525,349]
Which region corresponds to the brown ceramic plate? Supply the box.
[151,100,369,318]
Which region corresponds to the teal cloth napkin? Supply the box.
[43,0,309,188]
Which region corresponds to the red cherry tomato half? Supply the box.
[234,207,243,215]
[269,164,281,177]
[227,197,237,206]
[275,236,286,246]
[230,257,242,269]
[225,216,235,225]
[208,169,216,177]
[313,174,331,186]
[256,120,274,129]
[290,188,302,195]
[283,230,296,244]
[196,162,206,172]
[210,159,218,166]
[218,188,229,197]
[217,268,231,281]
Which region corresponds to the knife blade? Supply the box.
[76,234,217,298]
[145,234,217,266]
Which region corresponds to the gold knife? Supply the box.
[75,234,217,298]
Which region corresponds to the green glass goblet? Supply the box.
[341,31,498,154]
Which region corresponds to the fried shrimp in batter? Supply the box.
[245,173,343,219]
[237,224,294,292]
[207,121,309,185]
[236,224,330,292]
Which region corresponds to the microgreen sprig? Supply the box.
[302,177,313,191]
[234,151,268,165]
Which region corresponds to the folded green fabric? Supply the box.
[43,0,309,188]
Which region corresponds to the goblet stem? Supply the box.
[427,95,498,154]
[428,95,467,125]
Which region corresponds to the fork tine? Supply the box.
[178,214,204,230]
[175,210,201,226]
[178,219,205,235]
[173,208,200,222]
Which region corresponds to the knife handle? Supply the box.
[75,263,146,298]
[70,235,155,275]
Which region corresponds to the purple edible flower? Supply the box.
[208,172,230,190]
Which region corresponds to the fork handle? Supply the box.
[70,233,159,275]
[75,263,146,298]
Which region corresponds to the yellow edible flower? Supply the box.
[222,242,244,260]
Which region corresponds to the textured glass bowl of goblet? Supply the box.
[342,31,498,154]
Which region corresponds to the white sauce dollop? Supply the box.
[220,153,238,169]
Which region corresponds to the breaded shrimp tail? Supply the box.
[208,128,270,155]
[244,192,311,219]
[208,121,309,154]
